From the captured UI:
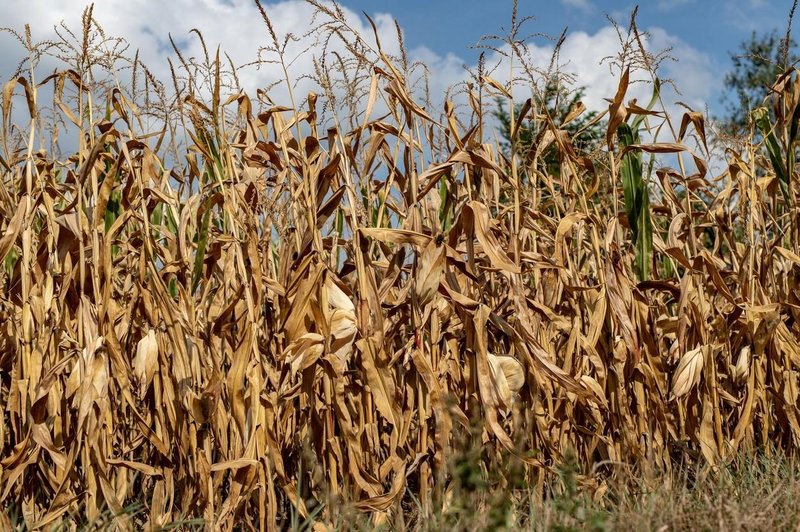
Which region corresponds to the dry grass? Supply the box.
[1,1,800,530]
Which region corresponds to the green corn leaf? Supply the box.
[192,203,212,294]
[787,101,800,182]
[636,189,653,281]
[754,107,790,201]
[631,77,661,131]
[618,122,651,281]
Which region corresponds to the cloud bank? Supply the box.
[0,0,719,138]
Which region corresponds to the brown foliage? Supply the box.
[0,3,800,529]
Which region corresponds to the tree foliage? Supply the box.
[722,30,799,134]
[492,82,605,176]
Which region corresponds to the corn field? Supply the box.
[1,2,800,529]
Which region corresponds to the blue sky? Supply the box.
[0,0,795,120]
[343,0,794,111]
[343,0,791,65]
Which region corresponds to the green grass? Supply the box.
[330,451,800,531]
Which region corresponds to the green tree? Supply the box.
[492,81,605,177]
[722,30,799,134]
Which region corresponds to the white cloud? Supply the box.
[722,0,785,31]
[656,0,695,12]
[451,25,718,117]
[560,0,594,12]
[0,0,401,107]
[436,24,722,171]
[0,0,720,158]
